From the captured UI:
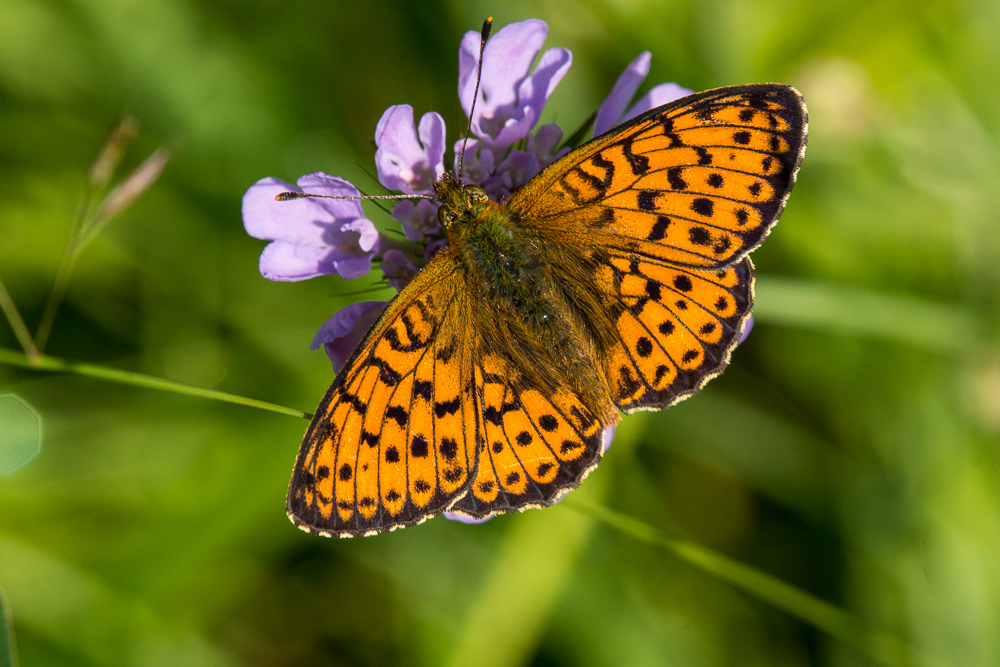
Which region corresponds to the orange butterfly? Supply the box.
[287,84,807,537]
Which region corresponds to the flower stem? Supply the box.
[567,499,945,667]
[33,248,78,353]
[34,180,95,353]
[0,276,40,363]
[0,347,311,419]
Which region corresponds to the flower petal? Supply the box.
[417,112,446,183]
[737,315,754,345]
[459,19,548,119]
[375,105,446,194]
[334,218,380,254]
[311,300,387,372]
[459,19,570,151]
[392,199,441,242]
[528,123,564,163]
[490,46,571,148]
[258,241,342,282]
[453,138,495,185]
[602,425,616,453]
[488,149,541,198]
[380,249,419,290]
[623,82,692,121]
[443,511,493,525]
[244,177,328,246]
[296,172,364,221]
[594,51,651,136]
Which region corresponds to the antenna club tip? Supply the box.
[276,191,304,201]
[481,17,493,40]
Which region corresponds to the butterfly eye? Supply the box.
[437,205,457,227]
[463,184,488,204]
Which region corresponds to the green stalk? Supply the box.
[0,277,39,362]
[32,248,79,353]
[34,180,94,353]
[0,347,310,419]
[568,499,947,667]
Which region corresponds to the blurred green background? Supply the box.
[2,0,1000,665]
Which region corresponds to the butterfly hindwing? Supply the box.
[509,84,807,270]
[288,257,478,537]
[446,354,606,518]
[594,254,754,412]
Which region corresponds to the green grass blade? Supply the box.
[0,348,309,419]
[569,500,948,667]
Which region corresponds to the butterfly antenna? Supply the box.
[457,17,493,184]
[276,191,436,202]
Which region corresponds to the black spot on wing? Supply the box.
[439,437,458,461]
[385,405,407,427]
[691,198,714,217]
[638,190,659,212]
[410,434,429,458]
[434,397,461,418]
[667,167,687,190]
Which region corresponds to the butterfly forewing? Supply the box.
[510,84,807,270]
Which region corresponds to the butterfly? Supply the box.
[286,83,807,537]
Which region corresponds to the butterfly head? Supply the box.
[433,173,491,230]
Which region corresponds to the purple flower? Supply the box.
[601,425,616,453]
[442,510,493,525]
[242,173,379,281]
[593,51,692,136]
[528,123,567,163]
[379,249,419,291]
[312,300,387,372]
[375,105,446,194]
[424,237,449,263]
[458,19,572,153]
[452,123,567,201]
[391,199,440,242]
[738,315,754,345]
[453,138,496,187]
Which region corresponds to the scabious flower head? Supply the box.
[243,18,705,525]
